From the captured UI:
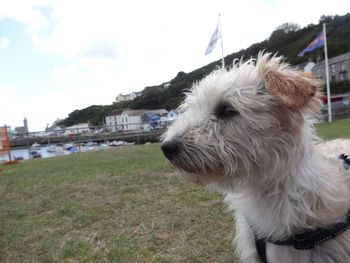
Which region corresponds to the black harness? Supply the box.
[254,209,350,263]
[254,154,350,262]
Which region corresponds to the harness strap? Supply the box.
[254,209,350,262]
[255,238,268,263]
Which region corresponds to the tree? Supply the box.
[319,15,334,24]
[276,23,300,33]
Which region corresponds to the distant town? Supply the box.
[6,50,350,140]
[7,107,178,140]
[2,49,348,162]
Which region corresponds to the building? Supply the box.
[114,92,141,103]
[120,109,148,131]
[14,126,27,135]
[141,109,169,130]
[105,110,123,132]
[65,123,90,135]
[23,117,28,133]
[45,125,64,135]
[309,52,350,121]
[14,117,29,136]
[105,109,147,132]
[105,109,170,132]
[303,61,316,73]
[167,110,178,121]
[312,52,350,82]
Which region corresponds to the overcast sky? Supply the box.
[0,0,348,131]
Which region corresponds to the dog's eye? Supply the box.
[215,102,239,119]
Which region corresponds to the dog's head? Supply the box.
[161,53,323,187]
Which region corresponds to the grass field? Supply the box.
[0,144,234,263]
[316,118,350,140]
[1,118,350,263]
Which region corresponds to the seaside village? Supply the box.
[8,51,350,137]
[2,92,180,160]
[10,91,178,138]
[3,50,350,160]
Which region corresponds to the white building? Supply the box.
[120,109,146,131]
[105,109,170,132]
[167,110,178,121]
[115,92,141,103]
[303,61,316,73]
[65,123,90,135]
[105,110,123,132]
[105,109,148,132]
[159,110,178,127]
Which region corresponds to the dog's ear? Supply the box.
[265,70,322,109]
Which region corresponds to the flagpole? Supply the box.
[323,22,332,122]
[219,14,225,69]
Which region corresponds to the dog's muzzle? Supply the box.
[161,140,180,161]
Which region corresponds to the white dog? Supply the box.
[161,53,350,263]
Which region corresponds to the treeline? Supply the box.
[59,13,350,127]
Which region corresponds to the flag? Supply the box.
[205,22,221,55]
[298,31,325,57]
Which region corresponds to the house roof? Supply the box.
[110,109,125,116]
[123,109,168,117]
[123,109,150,116]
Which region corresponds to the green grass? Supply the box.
[316,118,350,140]
[0,144,234,263]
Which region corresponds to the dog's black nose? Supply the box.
[161,140,180,160]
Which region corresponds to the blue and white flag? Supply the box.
[298,31,325,57]
[205,22,221,55]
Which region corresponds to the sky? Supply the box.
[0,0,348,132]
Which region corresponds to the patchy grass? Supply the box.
[0,143,235,263]
[316,118,350,140]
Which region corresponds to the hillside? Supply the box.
[59,14,350,127]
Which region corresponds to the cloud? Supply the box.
[52,64,79,82]
[0,0,50,33]
[79,42,119,60]
[0,37,10,49]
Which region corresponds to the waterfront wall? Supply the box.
[10,130,163,148]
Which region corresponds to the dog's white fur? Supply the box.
[162,53,350,262]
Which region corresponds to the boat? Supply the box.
[84,141,96,147]
[68,146,79,153]
[109,140,125,147]
[60,143,80,153]
[98,143,110,150]
[30,150,42,158]
[31,142,41,150]
[63,143,74,150]
[46,145,63,153]
[109,140,135,147]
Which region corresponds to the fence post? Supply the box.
[27,132,31,159]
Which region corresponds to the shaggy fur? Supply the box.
[161,53,350,263]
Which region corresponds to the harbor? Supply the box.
[8,141,128,161]
[2,130,163,162]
